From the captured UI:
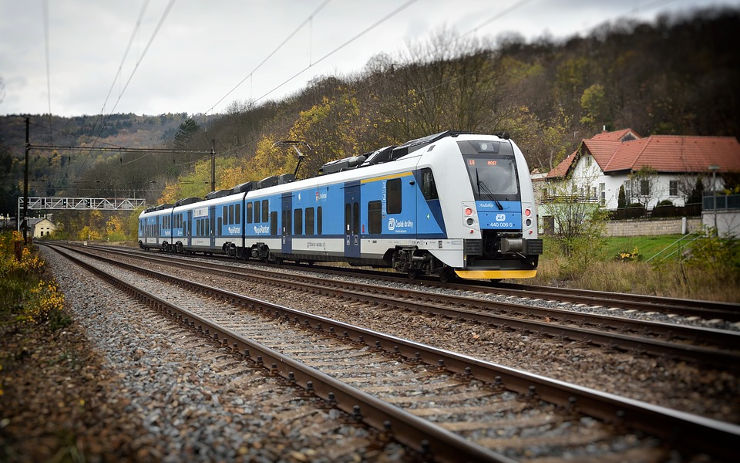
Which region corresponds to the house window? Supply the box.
[586,156,592,167]
[640,180,650,195]
[669,180,678,196]
[599,183,606,206]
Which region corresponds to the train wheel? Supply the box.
[407,269,419,280]
[176,242,183,253]
[439,267,456,283]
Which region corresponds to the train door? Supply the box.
[281,194,292,254]
[209,206,216,248]
[344,181,360,258]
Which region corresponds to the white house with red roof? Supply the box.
[544,129,740,210]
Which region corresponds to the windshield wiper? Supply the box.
[475,168,504,210]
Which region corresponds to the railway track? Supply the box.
[77,244,740,370]
[46,243,740,461]
[91,243,740,322]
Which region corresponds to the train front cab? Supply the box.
[452,137,543,280]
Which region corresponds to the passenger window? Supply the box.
[229,205,234,225]
[254,201,260,222]
[305,208,314,236]
[235,204,240,224]
[368,201,381,234]
[387,178,402,214]
[262,200,268,222]
[270,211,278,235]
[223,206,228,224]
[294,209,302,235]
[317,206,322,235]
[247,202,253,223]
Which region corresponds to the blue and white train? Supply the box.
[138,131,543,280]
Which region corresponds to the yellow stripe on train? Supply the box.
[454,269,537,280]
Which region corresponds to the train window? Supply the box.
[235,204,240,223]
[345,204,351,233]
[317,207,322,235]
[387,178,402,214]
[353,202,360,234]
[283,209,292,236]
[247,202,253,223]
[420,168,438,200]
[270,211,278,235]
[262,200,268,223]
[305,208,314,236]
[254,201,260,222]
[218,217,222,235]
[368,201,382,234]
[294,209,302,235]
[223,206,228,224]
[229,205,235,225]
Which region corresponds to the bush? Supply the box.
[616,247,640,261]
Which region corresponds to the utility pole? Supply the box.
[23,117,29,244]
[210,138,216,192]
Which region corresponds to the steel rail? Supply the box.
[46,244,511,463]
[106,242,740,321]
[47,243,740,460]
[81,244,740,367]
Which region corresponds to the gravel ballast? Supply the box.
[7,246,412,462]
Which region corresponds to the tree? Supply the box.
[174,118,200,149]
[628,166,659,208]
[618,185,626,209]
[579,83,608,128]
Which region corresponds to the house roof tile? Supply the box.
[546,129,740,178]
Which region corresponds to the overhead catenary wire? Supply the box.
[203,0,331,115]
[42,0,53,143]
[89,0,151,142]
[79,0,175,171]
[253,0,418,105]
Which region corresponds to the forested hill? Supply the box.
[159,7,739,203]
[1,7,738,215]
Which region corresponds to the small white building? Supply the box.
[543,129,740,210]
[28,218,57,238]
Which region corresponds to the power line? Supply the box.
[203,0,331,115]
[42,0,53,143]
[80,0,175,171]
[254,0,418,105]
[463,0,536,36]
[90,0,150,139]
[108,0,176,115]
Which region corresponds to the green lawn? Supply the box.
[598,234,697,262]
[542,234,700,263]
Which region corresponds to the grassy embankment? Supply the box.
[533,234,740,303]
[0,231,68,331]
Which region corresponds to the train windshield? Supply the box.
[458,140,520,202]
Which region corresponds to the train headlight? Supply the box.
[466,217,474,226]
[524,208,531,217]
[525,218,532,227]
[464,207,473,216]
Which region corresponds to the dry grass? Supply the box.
[531,257,740,303]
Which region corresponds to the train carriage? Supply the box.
[139,131,543,281]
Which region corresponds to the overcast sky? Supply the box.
[0,0,736,117]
